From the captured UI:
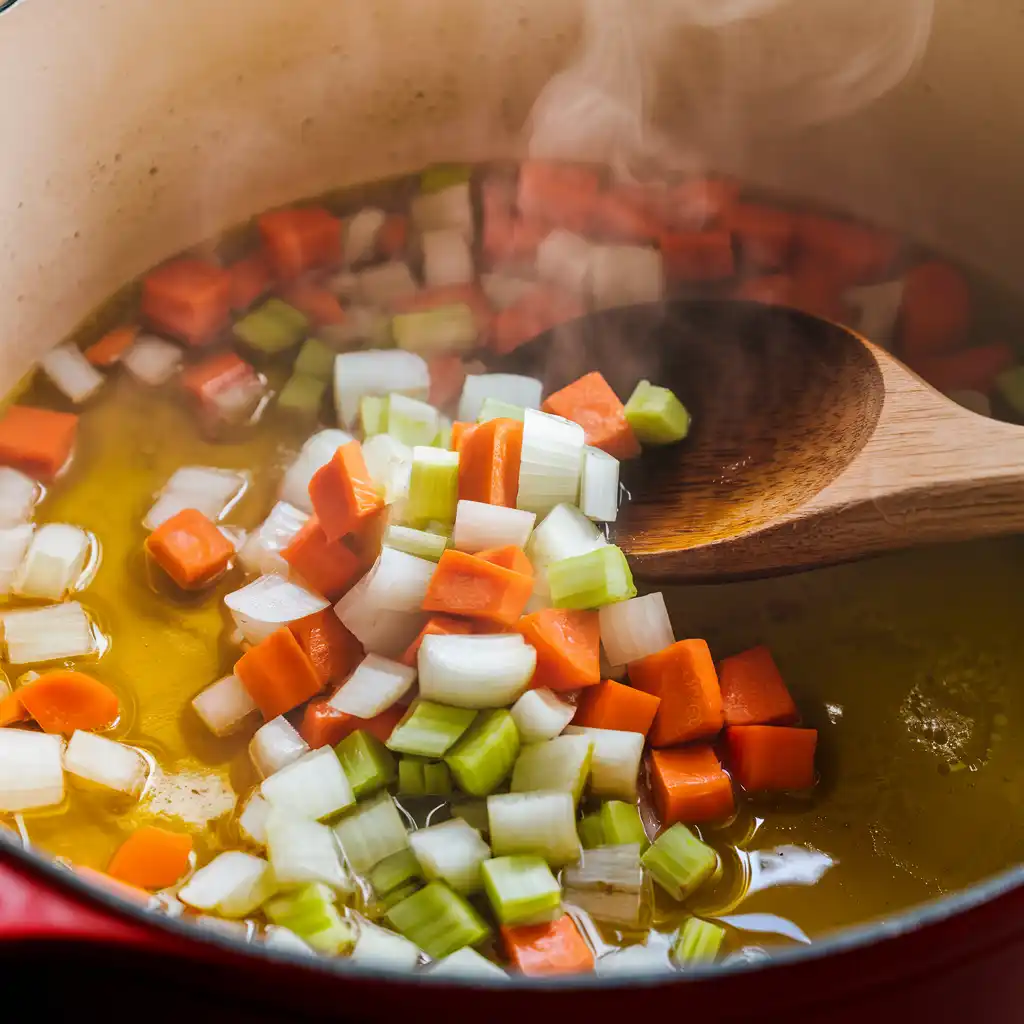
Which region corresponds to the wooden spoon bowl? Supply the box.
[488,299,1024,582]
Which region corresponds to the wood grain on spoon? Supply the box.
[489,299,1024,582]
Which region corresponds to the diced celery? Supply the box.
[369,848,423,896]
[434,416,453,450]
[600,800,649,851]
[380,880,423,911]
[334,730,397,800]
[578,813,605,850]
[562,844,644,927]
[423,761,452,796]
[641,823,717,901]
[487,791,581,867]
[333,793,410,874]
[234,298,309,355]
[386,700,478,758]
[510,734,592,804]
[393,305,477,357]
[996,365,1024,418]
[360,395,389,437]
[624,379,690,445]
[477,396,526,423]
[409,819,491,893]
[387,393,441,447]
[405,446,459,524]
[295,337,336,380]
[398,757,426,795]
[672,916,726,966]
[421,163,472,194]
[263,883,356,955]
[385,524,448,562]
[445,709,520,797]
[278,373,327,417]
[385,881,490,960]
[547,545,637,609]
[481,855,562,926]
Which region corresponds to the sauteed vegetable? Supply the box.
[0,160,1020,977]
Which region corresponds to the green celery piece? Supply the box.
[477,396,526,423]
[641,823,717,901]
[996,365,1024,418]
[672,916,726,966]
[450,800,490,836]
[420,164,472,193]
[510,734,592,804]
[600,801,649,851]
[385,524,448,562]
[387,393,440,447]
[392,305,477,357]
[234,298,308,355]
[277,373,326,417]
[359,395,389,437]
[399,757,426,796]
[385,881,490,960]
[387,700,478,759]
[624,379,690,445]
[405,447,459,524]
[334,730,397,800]
[264,883,356,954]
[481,855,562,926]
[294,336,336,380]
[547,545,637,610]
[423,761,453,796]
[369,848,423,896]
[578,812,606,850]
[380,880,423,912]
[434,417,453,450]
[445,709,520,797]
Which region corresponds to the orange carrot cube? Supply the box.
[518,162,601,235]
[235,627,323,720]
[719,646,798,728]
[228,252,274,311]
[660,229,735,282]
[457,417,524,507]
[282,516,363,600]
[258,206,342,280]
[473,545,534,576]
[725,725,818,792]
[107,826,192,891]
[650,745,735,825]
[502,915,595,976]
[574,678,661,736]
[541,370,640,460]
[401,615,474,667]
[144,508,234,590]
[726,203,797,270]
[517,608,601,691]
[85,325,139,367]
[308,441,384,543]
[422,549,534,628]
[288,609,363,686]
[141,259,232,346]
[0,405,78,481]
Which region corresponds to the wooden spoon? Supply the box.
[488,299,1024,582]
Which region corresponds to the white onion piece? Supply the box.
[238,502,309,578]
[0,468,40,528]
[411,182,474,240]
[453,500,535,553]
[1,601,97,664]
[362,546,436,613]
[39,343,105,404]
[418,634,536,709]
[0,729,64,812]
[527,503,605,579]
[178,851,277,918]
[144,466,247,531]
[225,574,329,646]
[563,844,645,928]
[238,791,271,846]
[517,410,586,516]
[421,228,474,288]
[332,792,410,874]
[356,262,419,310]
[263,925,316,955]
[510,688,576,743]
[409,818,491,894]
[361,434,413,507]
[261,747,355,821]
[845,279,904,350]
[430,947,509,981]
[564,726,645,800]
[249,716,310,779]
[0,524,33,596]
[122,335,182,386]
[350,921,422,970]
[480,273,536,311]
[64,731,148,797]
[579,446,620,523]
[536,230,594,295]
[192,674,259,737]
[458,374,544,423]
[328,654,416,719]
[279,430,354,512]
[337,604,425,660]
[594,944,674,977]
[598,593,675,666]
[13,523,92,601]
[344,207,387,267]
[590,245,664,310]
[334,349,429,427]
[265,811,352,891]
[487,791,581,866]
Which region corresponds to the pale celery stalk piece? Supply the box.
[385,700,478,758]
[387,393,441,447]
[481,855,562,926]
[359,395,389,437]
[672,916,727,966]
[393,305,477,356]
[578,812,605,850]
[562,844,644,927]
[547,545,636,609]
[445,709,521,796]
[641,823,718,901]
[405,446,459,524]
[477,396,526,423]
[385,881,490,960]
[332,793,410,874]
[509,734,593,805]
[384,524,448,562]
[600,800,649,851]
[264,882,357,955]
[487,790,581,867]
[623,379,690,445]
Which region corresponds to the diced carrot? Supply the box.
[180,351,259,405]
[282,516,363,600]
[574,678,660,736]
[422,549,534,627]
[899,261,972,358]
[141,259,232,347]
[299,698,405,749]
[628,639,724,747]
[235,627,323,720]
[0,405,78,481]
[589,187,661,244]
[450,421,476,453]
[278,280,346,326]
[289,609,363,685]
[427,355,469,411]
[660,230,735,282]
[457,417,524,507]
[502,915,595,976]
[795,214,901,286]
[725,725,818,792]
[474,545,534,576]
[342,506,390,566]
[907,342,1015,394]
[726,204,797,271]
[377,214,408,259]
[144,508,234,590]
[517,609,601,691]
[541,370,640,460]
[228,251,274,311]
[394,284,494,334]
[107,826,193,891]
[308,441,384,543]
[0,692,28,727]
[17,671,120,734]
[667,178,740,229]
[518,162,602,234]
[490,286,586,356]
[649,745,735,826]
[85,325,139,367]
[258,206,343,280]
[75,866,151,903]
[718,646,799,727]
[401,615,475,667]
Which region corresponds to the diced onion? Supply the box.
[356,262,419,310]
[1,601,98,664]
[0,468,40,528]
[516,410,586,516]
[457,374,544,423]
[344,207,387,267]
[408,818,491,894]
[64,730,148,797]
[178,851,277,918]
[421,228,474,288]
[225,574,329,646]
[265,811,352,891]
[0,524,34,596]
[564,725,645,800]
[594,944,674,977]
[122,335,183,386]
[563,844,645,927]
[362,434,413,507]
[411,182,474,240]
[239,501,309,577]
[262,925,316,956]
[328,654,416,719]
[13,523,93,601]
[332,792,410,874]
[249,716,310,779]
[144,466,248,531]
[589,245,664,310]
[579,446,620,523]
[453,500,535,553]
[339,547,435,616]
[387,393,440,448]
[598,592,675,666]
[430,947,509,981]
[418,634,536,709]
[279,430,354,512]
[845,279,904,350]
[192,674,259,737]
[238,791,271,846]
[334,349,429,427]
[39,343,105,404]
[487,791,581,867]
[510,688,576,743]
[336,603,425,660]
[0,729,64,812]
[261,747,355,821]
[536,230,594,295]
[527,502,606,574]
[350,920,422,970]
